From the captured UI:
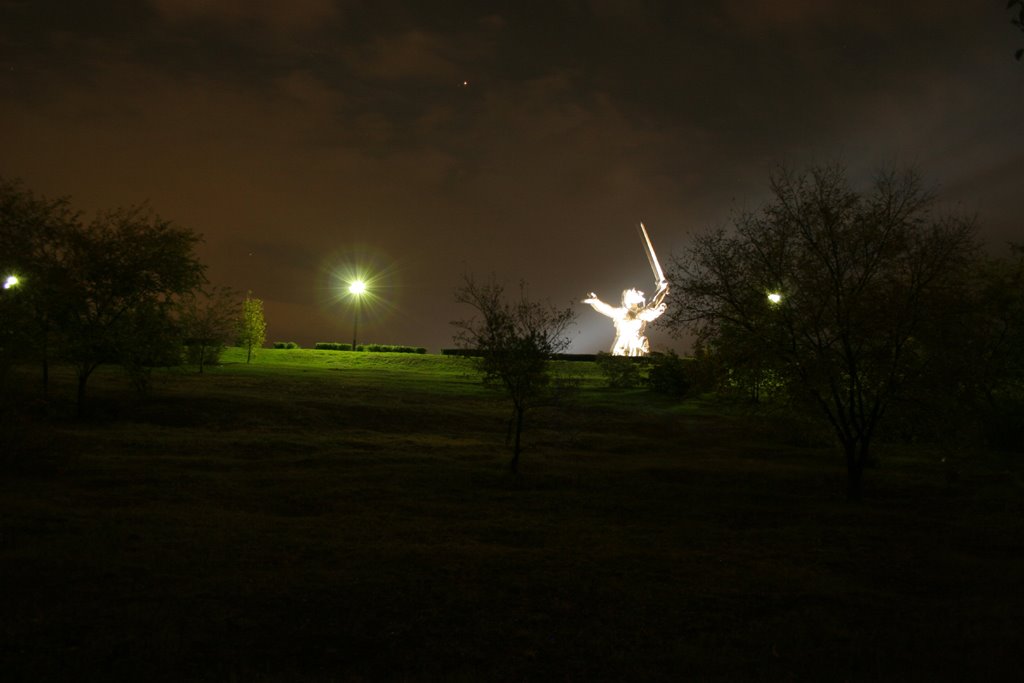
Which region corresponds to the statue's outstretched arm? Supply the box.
[582,293,619,319]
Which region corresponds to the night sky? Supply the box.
[3,1,1022,353]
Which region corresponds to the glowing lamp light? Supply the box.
[767,292,783,304]
[3,275,19,290]
[348,279,367,351]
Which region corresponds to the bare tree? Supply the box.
[452,274,576,474]
[180,286,239,373]
[666,164,978,499]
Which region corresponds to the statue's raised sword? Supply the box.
[638,222,666,286]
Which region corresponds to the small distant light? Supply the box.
[3,275,19,290]
[462,80,469,87]
[767,292,782,304]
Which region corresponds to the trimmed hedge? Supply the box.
[315,342,353,351]
[442,348,596,362]
[441,348,476,357]
[315,342,426,354]
[365,344,427,354]
[273,341,300,349]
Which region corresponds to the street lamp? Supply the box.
[349,279,366,351]
[767,291,782,305]
[3,275,19,290]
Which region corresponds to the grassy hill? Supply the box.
[2,349,1022,681]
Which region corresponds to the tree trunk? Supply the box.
[845,443,864,501]
[41,331,50,399]
[510,405,523,474]
[246,342,253,364]
[76,370,89,417]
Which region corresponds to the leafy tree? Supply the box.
[181,285,239,373]
[239,291,267,364]
[697,322,785,403]
[940,244,1024,448]
[2,179,208,411]
[646,350,692,397]
[879,244,1024,452]
[0,272,22,391]
[666,164,978,499]
[61,206,206,412]
[1011,0,1024,60]
[0,177,79,395]
[595,352,644,388]
[452,274,576,473]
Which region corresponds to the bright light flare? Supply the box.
[767,292,783,304]
[322,246,400,332]
[3,275,19,290]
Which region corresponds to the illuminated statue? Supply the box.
[583,223,669,356]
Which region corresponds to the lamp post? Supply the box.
[349,279,366,351]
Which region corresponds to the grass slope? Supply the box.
[2,349,1022,681]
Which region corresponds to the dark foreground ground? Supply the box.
[2,351,1023,681]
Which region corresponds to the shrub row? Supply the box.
[315,342,353,351]
[441,348,476,357]
[315,342,426,354]
[365,344,427,354]
[441,349,596,362]
[273,341,300,349]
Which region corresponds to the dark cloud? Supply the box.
[2,1,1022,352]
[147,0,340,31]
